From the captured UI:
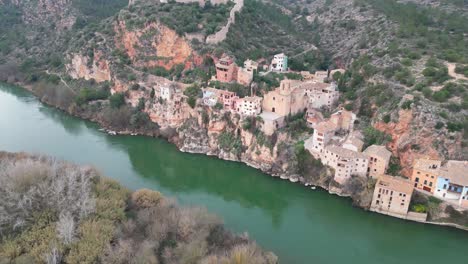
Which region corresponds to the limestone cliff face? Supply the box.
[176,109,292,176]
[114,20,201,70]
[66,51,112,83]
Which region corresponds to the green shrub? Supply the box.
[109,93,125,108]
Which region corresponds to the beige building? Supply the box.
[330,110,356,131]
[321,145,369,184]
[306,109,324,128]
[262,79,308,117]
[411,158,442,194]
[243,59,258,72]
[370,175,414,219]
[310,120,337,154]
[234,96,262,116]
[363,145,392,178]
[304,81,339,109]
[237,67,254,86]
[259,111,284,136]
[314,70,329,82]
[342,133,364,152]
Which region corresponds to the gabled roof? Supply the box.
[364,145,392,160]
[439,160,468,186]
[376,175,414,195]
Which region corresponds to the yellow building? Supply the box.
[411,158,442,193]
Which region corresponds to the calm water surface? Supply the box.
[0,84,467,264]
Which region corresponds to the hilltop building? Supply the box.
[216,56,238,83]
[270,53,288,72]
[370,175,414,219]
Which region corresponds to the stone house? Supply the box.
[330,109,356,131]
[216,56,238,83]
[202,88,218,107]
[314,70,329,82]
[310,120,337,154]
[237,67,254,86]
[270,53,288,72]
[306,109,324,128]
[234,96,262,117]
[262,79,308,117]
[342,132,364,152]
[370,175,414,219]
[321,145,369,184]
[300,71,314,80]
[304,81,339,109]
[363,145,392,178]
[434,160,468,208]
[259,111,284,136]
[243,59,258,72]
[411,158,442,193]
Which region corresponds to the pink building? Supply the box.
[216,56,238,83]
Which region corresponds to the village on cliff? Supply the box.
[122,50,467,223]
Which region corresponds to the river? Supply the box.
[1,83,467,264]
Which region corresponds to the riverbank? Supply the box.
[3,82,468,264]
[3,81,468,232]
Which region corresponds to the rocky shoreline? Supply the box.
[5,82,467,232]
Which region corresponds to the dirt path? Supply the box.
[446,62,468,81]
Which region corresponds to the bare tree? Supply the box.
[57,211,75,244]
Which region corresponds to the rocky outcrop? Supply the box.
[114,20,201,70]
[66,51,112,83]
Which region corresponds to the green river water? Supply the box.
[0,84,467,263]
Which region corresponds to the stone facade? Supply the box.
[314,70,329,82]
[234,96,262,116]
[237,67,254,86]
[305,81,339,109]
[370,175,414,219]
[363,145,392,178]
[330,110,356,131]
[262,80,308,117]
[321,145,369,184]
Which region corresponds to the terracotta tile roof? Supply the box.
[413,158,442,173]
[326,145,367,159]
[439,160,468,186]
[315,120,337,132]
[376,175,414,195]
[364,145,392,160]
